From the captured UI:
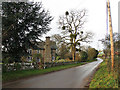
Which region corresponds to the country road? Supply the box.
[3,58,103,88]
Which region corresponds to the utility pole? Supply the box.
[107,0,114,70]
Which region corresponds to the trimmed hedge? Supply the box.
[2,61,80,72]
[44,61,78,68]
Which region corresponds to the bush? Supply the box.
[56,56,61,60]
[79,51,88,62]
[43,61,78,68]
[14,63,22,71]
[87,48,99,60]
[65,53,73,60]
[2,64,8,72]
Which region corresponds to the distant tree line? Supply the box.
[51,34,99,62]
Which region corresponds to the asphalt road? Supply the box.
[3,58,103,88]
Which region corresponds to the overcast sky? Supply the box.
[31,0,119,50]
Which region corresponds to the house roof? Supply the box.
[33,41,57,50]
[50,41,57,50]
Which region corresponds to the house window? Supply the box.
[28,56,32,61]
[37,50,40,54]
[52,56,55,61]
[36,57,40,62]
[28,49,32,54]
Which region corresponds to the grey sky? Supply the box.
[32,0,119,50]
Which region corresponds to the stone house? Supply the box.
[27,37,57,63]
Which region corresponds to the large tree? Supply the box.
[58,10,93,61]
[2,2,53,62]
[51,34,68,54]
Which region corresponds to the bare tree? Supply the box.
[51,34,66,54]
[58,10,93,61]
[100,33,120,58]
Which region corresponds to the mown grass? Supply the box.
[3,62,86,83]
[89,58,118,88]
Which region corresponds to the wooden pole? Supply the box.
[107,0,114,70]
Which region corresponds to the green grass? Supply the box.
[87,58,98,62]
[89,58,118,88]
[3,62,86,83]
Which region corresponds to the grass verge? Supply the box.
[3,62,86,83]
[89,58,118,88]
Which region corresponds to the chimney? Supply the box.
[46,37,50,44]
[44,37,51,62]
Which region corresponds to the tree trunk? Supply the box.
[72,45,76,61]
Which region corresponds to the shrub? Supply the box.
[79,51,88,62]
[87,48,99,60]
[56,56,61,60]
[14,63,22,71]
[2,64,8,72]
